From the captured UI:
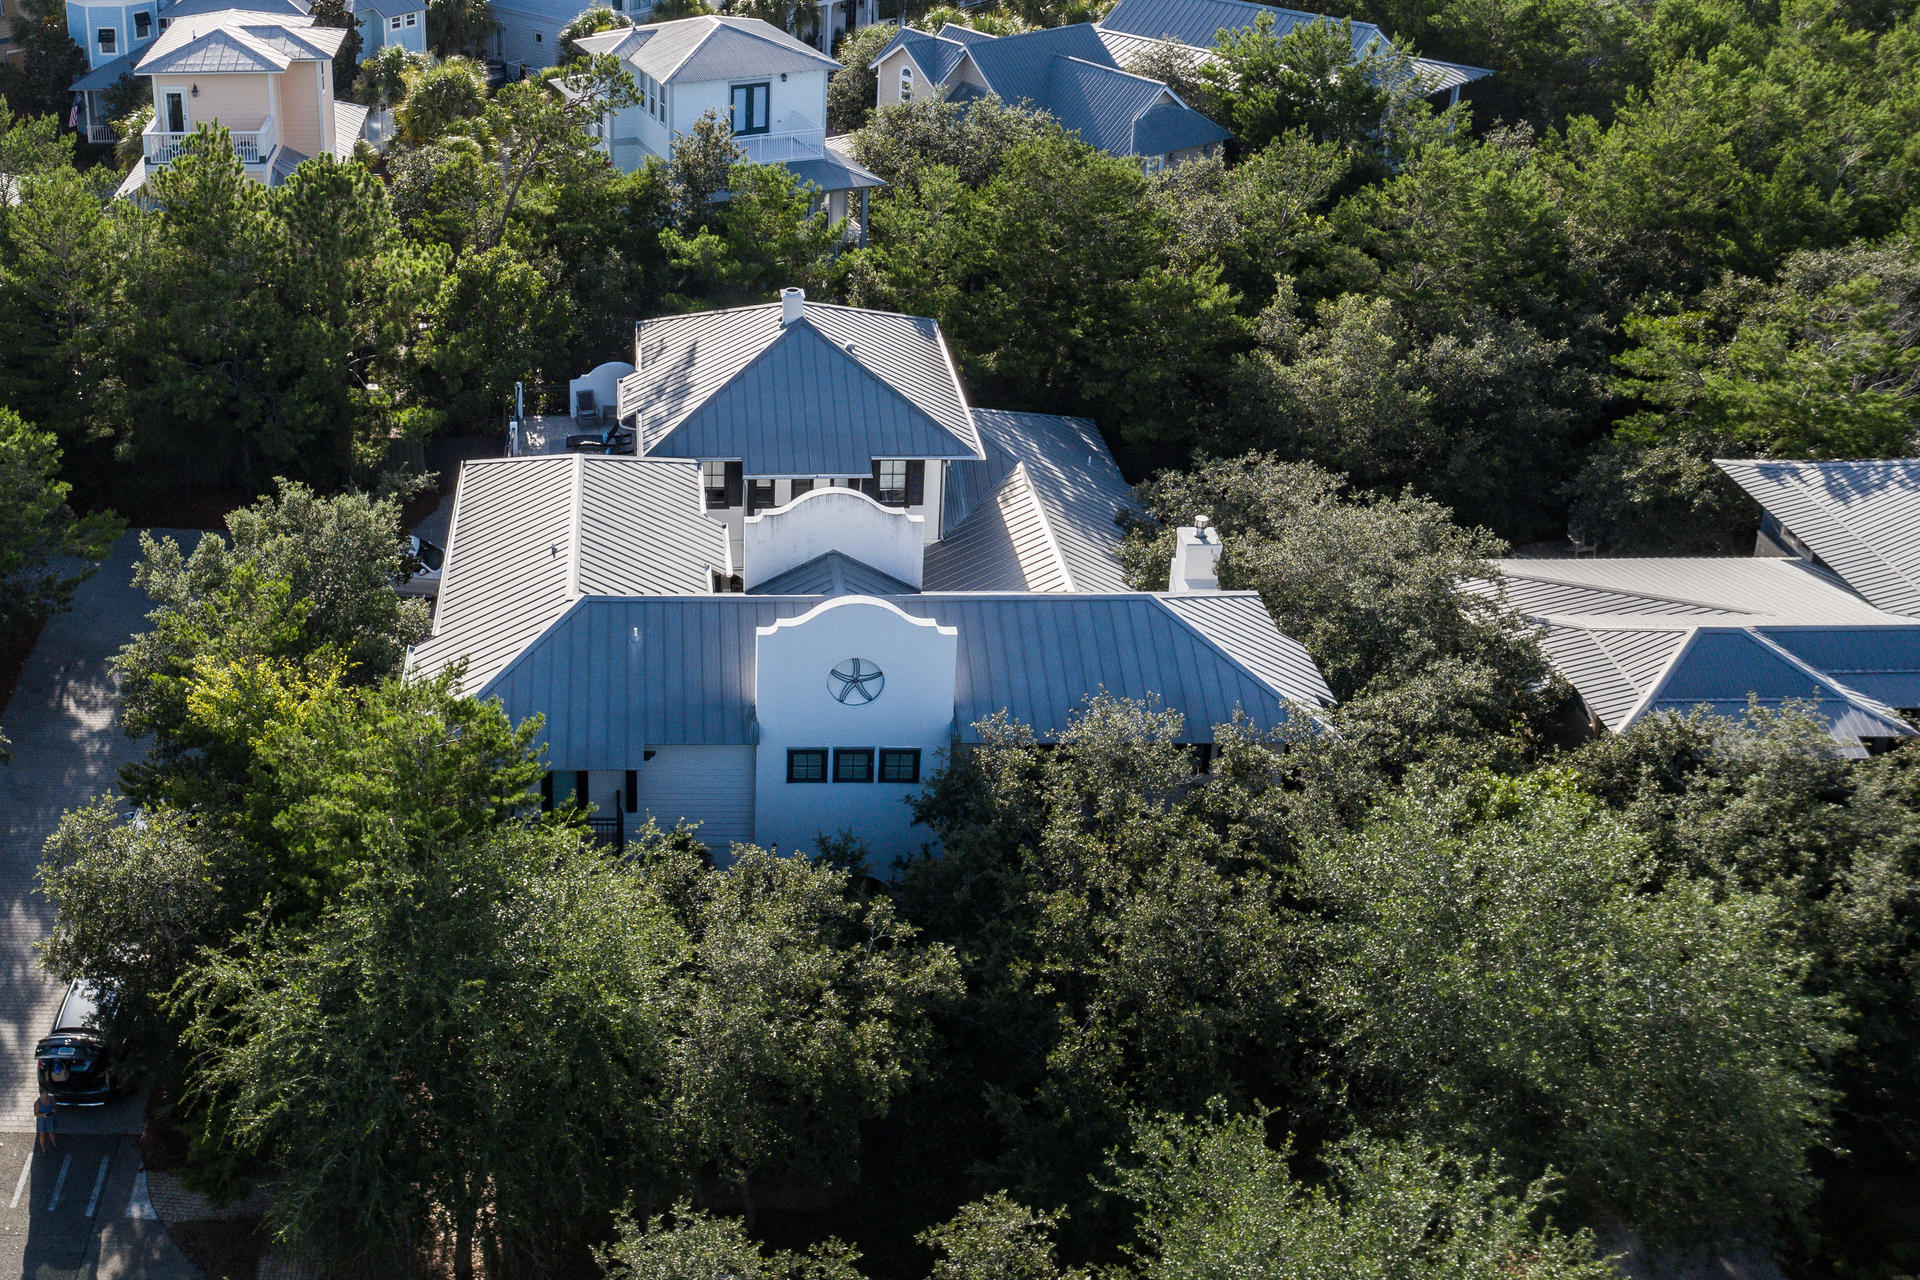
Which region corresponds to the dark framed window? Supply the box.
[134,11,150,37]
[703,459,742,509]
[788,478,814,499]
[878,748,921,783]
[729,81,770,134]
[787,749,828,783]
[749,478,776,513]
[832,748,874,783]
[97,27,114,51]
[624,770,638,811]
[875,459,908,506]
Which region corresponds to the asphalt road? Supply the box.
[0,532,202,1277]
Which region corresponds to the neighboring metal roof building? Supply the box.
[784,150,888,193]
[1716,459,1920,617]
[135,9,343,74]
[473,592,1332,769]
[269,146,309,182]
[621,298,983,472]
[346,0,421,18]
[71,51,139,92]
[165,0,308,17]
[1480,554,1920,752]
[574,15,838,85]
[1478,557,1891,623]
[868,20,1226,160]
[409,455,729,690]
[332,101,369,157]
[1096,0,1492,92]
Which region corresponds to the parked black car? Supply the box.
[35,982,120,1106]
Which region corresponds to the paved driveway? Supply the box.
[0,533,172,1132]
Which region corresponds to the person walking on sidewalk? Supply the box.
[34,1090,58,1153]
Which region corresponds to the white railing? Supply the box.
[736,113,826,165]
[144,115,276,166]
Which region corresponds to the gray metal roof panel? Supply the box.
[870,27,967,82]
[1412,56,1492,91]
[167,0,308,15]
[968,410,1132,591]
[1646,628,1913,739]
[72,51,140,91]
[332,101,369,157]
[139,27,290,73]
[1098,0,1387,55]
[1493,556,1889,622]
[480,593,1326,766]
[749,551,920,596]
[1043,54,1166,152]
[924,465,1068,592]
[781,152,888,193]
[409,456,726,691]
[347,0,421,18]
[1716,459,1920,617]
[1749,625,1920,710]
[962,22,1118,107]
[1160,592,1335,706]
[630,300,980,466]
[269,146,310,182]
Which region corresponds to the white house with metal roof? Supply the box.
[104,5,368,198]
[870,20,1227,171]
[1475,553,1920,757]
[572,16,885,237]
[418,291,1334,862]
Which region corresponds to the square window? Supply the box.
[787,749,828,783]
[390,14,401,27]
[97,27,115,52]
[703,460,730,509]
[878,748,921,783]
[404,10,416,23]
[833,748,873,783]
[788,478,813,499]
[876,459,908,506]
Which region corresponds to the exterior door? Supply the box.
[729,82,769,135]
[163,90,185,133]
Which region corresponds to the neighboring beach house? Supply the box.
[573,16,885,239]
[350,0,424,55]
[413,288,1335,861]
[869,20,1227,171]
[111,5,369,199]
[492,0,877,72]
[1469,459,1920,758]
[1094,0,1493,106]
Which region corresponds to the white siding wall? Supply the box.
[631,745,757,858]
[668,69,829,141]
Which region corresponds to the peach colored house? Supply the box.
[115,6,368,198]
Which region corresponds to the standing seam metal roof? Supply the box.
[577,15,839,84]
[475,591,1332,768]
[1716,459,1920,617]
[625,300,982,469]
[408,455,729,690]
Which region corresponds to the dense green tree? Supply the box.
[846,96,1055,192]
[182,823,683,1279]
[1114,1111,1613,1280]
[901,697,1309,1225]
[308,0,364,96]
[1299,771,1843,1243]
[601,1204,863,1280]
[662,160,841,299]
[825,23,894,135]
[1198,15,1435,157]
[1124,454,1554,759]
[39,801,250,1052]
[475,56,639,246]
[1566,435,1759,553]
[640,839,960,1223]
[419,242,566,428]
[559,4,632,61]
[0,0,86,120]
[0,408,120,636]
[426,0,497,56]
[664,108,745,228]
[355,43,425,117]
[394,56,491,146]
[114,482,429,808]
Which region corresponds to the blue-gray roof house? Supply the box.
[869,20,1228,169]
[419,290,1334,861]
[1096,0,1492,99]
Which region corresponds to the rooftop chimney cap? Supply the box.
[780,287,805,326]
[1194,514,1212,536]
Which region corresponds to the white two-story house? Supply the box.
[575,15,884,240]
[111,5,368,198]
[349,0,424,56]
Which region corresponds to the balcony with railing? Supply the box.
[735,112,826,165]
[144,114,277,167]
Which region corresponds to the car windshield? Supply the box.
[418,542,445,572]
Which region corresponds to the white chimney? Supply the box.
[1168,515,1222,593]
[780,287,805,325]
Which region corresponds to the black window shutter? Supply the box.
[540,771,554,812]
[905,460,925,506]
[724,461,743,508]
[575,771,589,808]
[625,770,638,811]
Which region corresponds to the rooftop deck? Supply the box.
[509,414,636,458]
